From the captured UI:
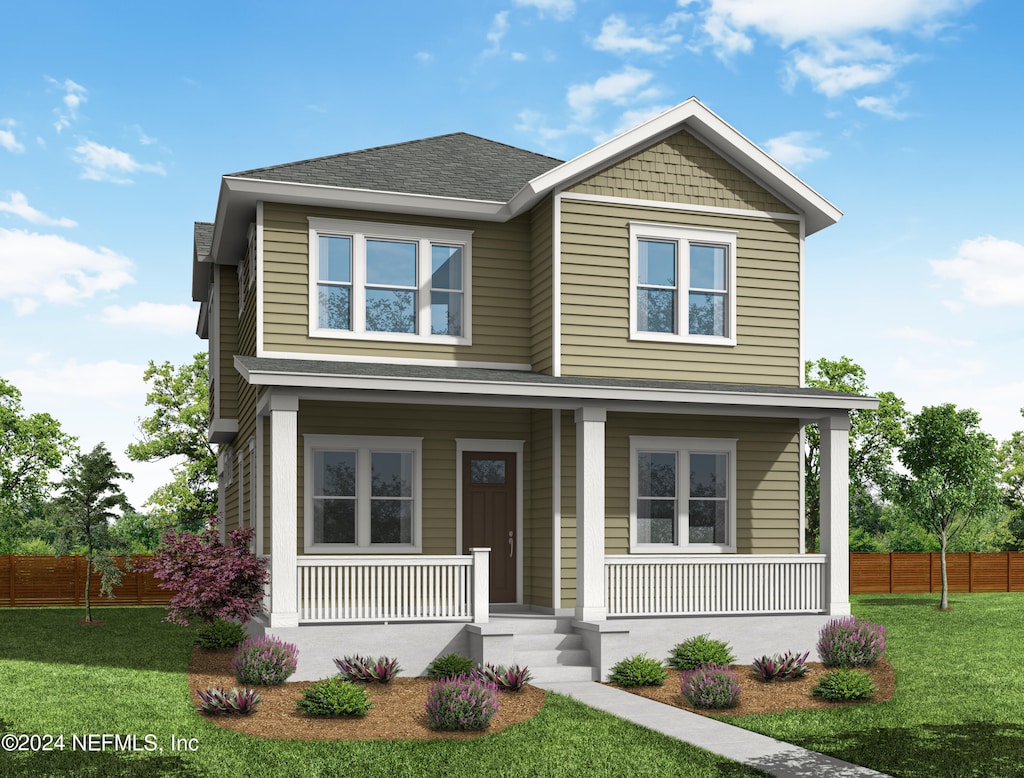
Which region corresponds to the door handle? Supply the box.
[508,530,514,558]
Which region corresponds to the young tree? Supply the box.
[998,409,1024,549]
[142,518,268,626]
[0,378,77,552]
[52,443,133,623]
[898,404,1001,609]
[126,354,217,533]
[803,357,908,551]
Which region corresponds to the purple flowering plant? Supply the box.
[680,664,741,709]
[424,672,500,731]
[232,635,298,685]
[817,616,887,667]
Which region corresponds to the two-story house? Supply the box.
[192,98,875,681]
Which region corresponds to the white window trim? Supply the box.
[629,436,737,554]
[308,217,473,345]
[628,222,737,346]
[303,434,423,554]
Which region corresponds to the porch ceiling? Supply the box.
[237,356,877,420]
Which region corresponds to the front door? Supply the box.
[462,451,517,603]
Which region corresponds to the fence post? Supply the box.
[73,556,80,606]
[8,555,14,607]
[969,552,974,593]
[889,552,894,594]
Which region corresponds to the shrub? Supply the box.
[196,686,261,715]
[141,518,268,627]
[296,677,372,717]
[232,635,298,685]
[426,652,476,679]
[333,655,402,683]
[668,634,736,671]
[680,664,741,709]
[609,654,668,687]
[477,663,533,691]
[195,618,248,650]
[817,616,887,667]
[751,650,809,682]
[813,668,877,701]
[424,673,499,731]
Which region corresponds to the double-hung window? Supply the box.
[629,223,736,345]
[304,435,422,553]
[629,436,736,553]
[309,218,471,343]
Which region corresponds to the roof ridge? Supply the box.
[228,132,561,178]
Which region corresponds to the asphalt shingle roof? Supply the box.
[194,221,214,257]
[228,133,564,202]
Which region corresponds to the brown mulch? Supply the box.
[606,659,896,717]
[187,648,546,740]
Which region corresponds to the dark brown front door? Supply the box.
[462,452,517,603]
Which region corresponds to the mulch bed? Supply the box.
[188,648,546,740]
[606,659,895,716]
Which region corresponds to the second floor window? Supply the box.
[629,223,737,346]
[309,218,472,343]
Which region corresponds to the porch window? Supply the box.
[628,222,736,346]
[309,217,472,344]
[629,436,737,553]
[304,435,423,553]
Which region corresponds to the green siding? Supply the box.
[559,410,576,609]
[527,409,553,608]
[559,197,801,385]
[569,129,796,214]
[604,413,801,555]
[529,197,554,375]
[261,203,533,365]
[216,266,240,421]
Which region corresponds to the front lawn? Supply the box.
[0,608,762,777]
[730,593,1024,778]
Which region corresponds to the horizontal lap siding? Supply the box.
[530,198,554,374]
[528,409,553,608]
[261,203,533,365]
[560,410,577,608]
[605,414,800,556]
[295,403,531,558]
[559,198,801,385]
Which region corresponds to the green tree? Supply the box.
[998,409,1024,549]
[126,354,217,533]
[897,404,1001,609]
[803,357,908,551]
[53,443,133,623]
[0,378,77,552]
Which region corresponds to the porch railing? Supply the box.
[605,554,827,617]
[296,550,489,624]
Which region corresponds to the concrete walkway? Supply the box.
[535,680,891,778]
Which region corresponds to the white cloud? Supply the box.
[762,131,828,167]
[0,120,24,153]
[9,359,145,399]
[513,0,575,21]
[592,15,682,54]
[0,192,77,228]
[567,66,658,122]
[484,11,511,56]
[132,125,157,145]
[47,77,87,133]
[883,326,974,347]
[600,105,675,142]
[695,0,976,99]
[930,236,1024,306]
[101,302,197,335]
[0,228,133,313]
[416,51,434,63]
[72,140,166,184]
[856,90,910,119]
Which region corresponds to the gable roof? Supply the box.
[230,133,563,203]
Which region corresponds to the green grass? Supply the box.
[729,593,1024,778]
[0,608,762,777]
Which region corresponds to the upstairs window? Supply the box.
[309,218,471,344]
[629,223,736,346]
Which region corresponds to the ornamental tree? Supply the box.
[142,517,268,626]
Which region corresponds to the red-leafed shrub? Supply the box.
[141,517,268,626]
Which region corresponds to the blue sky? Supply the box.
[1,0,1021,508]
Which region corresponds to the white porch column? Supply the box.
[575,406,607,621]
[470,547,490,625]
[269,394,299,627]
[819,413,851,616]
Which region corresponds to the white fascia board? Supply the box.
[234,359,879,414]
[509,98,842,235]
[211,176,511,268]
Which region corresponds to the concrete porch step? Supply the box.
[489,616,575,635]
[515,647,592,668]
[528,664,596,683]
[513,632,584,652]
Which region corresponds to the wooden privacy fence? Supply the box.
[850,552,1024,594]
[0,555,171,607]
